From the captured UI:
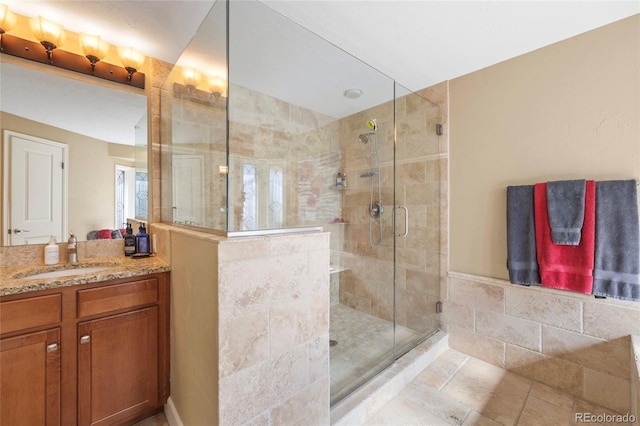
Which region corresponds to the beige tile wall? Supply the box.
[160,226,330,425]
[217,232,330,424]
[334,83,447,335]
[444,272,640,414]
[227,84,341,232]
[159,77,344,233]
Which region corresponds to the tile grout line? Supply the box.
[436,353,473,425]
[513,379,535,426]
[438,353,471,393]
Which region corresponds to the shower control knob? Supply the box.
[369,201,383,218]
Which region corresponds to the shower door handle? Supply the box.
[394,205,409,237]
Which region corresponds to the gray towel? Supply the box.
[592,180,640,302]
[546,179,586,245]
[507,185,540,285]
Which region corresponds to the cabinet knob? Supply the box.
[80,335,91,344]
[46,343,59,352]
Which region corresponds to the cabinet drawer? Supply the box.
[77,278,158,318]
[0,294,61,335]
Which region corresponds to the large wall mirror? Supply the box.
[1,58,147,246]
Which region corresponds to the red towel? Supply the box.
[534,181,596,294]
[97,229,113,239]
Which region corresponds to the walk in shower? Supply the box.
[159,0,443,407]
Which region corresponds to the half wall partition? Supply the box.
[159,0,442,406]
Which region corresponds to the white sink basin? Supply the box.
[25,266,111,279]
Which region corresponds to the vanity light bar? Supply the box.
[0,33,145,89]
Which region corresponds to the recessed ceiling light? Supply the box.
[343,88,363,99]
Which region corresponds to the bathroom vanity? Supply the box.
[0,257,170,426]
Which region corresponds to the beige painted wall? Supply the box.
[1,112,135,242]
[169,232,219,425]
[449,14,640,279]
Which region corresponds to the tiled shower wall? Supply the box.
[160,80,342,232]
[228,84,342,231]
[333,84,447,335]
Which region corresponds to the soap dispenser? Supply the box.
[44,236,59,265]
[67,232,78,264]
[124,223,136,256]
[135,223,150,255]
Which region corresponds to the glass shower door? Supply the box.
[329,101,397,405]
[393,84,442,359]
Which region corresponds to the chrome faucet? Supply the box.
[68,232,78,263]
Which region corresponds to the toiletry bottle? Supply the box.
[124,223,136,256]
[142,223,151,254]
[136,223,150,255]
[68,232,78,263]
[44,235,59,265]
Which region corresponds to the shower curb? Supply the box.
[330,330,449,426]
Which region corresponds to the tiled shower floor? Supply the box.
[330,304,423,405]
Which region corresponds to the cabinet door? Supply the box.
[0,328,61,426]
[78,307,158,426]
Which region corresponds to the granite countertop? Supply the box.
[0,256,170,297]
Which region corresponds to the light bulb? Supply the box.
[29,16,65,48]
[79,33,110,63]
[117,46,145,72]
[207,75,227,97]
[0,4,17,34]
[183,68,202,89]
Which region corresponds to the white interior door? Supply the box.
[172,155,204,226]
[3,131,68,245]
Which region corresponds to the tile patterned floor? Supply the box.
[136,347,622,425]
[133,411,168,426]
[365,349,624,426]
[330,304,423,404]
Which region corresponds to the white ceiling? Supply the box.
[1,1,638,144]
[263,1,640,93]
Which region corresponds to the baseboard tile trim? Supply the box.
[165,397,184,426]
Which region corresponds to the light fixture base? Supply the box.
[0,33,145,89]
[40,40,57,64]
[124,66,137,84]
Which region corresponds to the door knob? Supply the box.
[80,335,91,344]
[11,229,30,234]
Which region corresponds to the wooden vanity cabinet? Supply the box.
[0,294,62,426]
[0,272,169,426]
[0,328,61,426]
